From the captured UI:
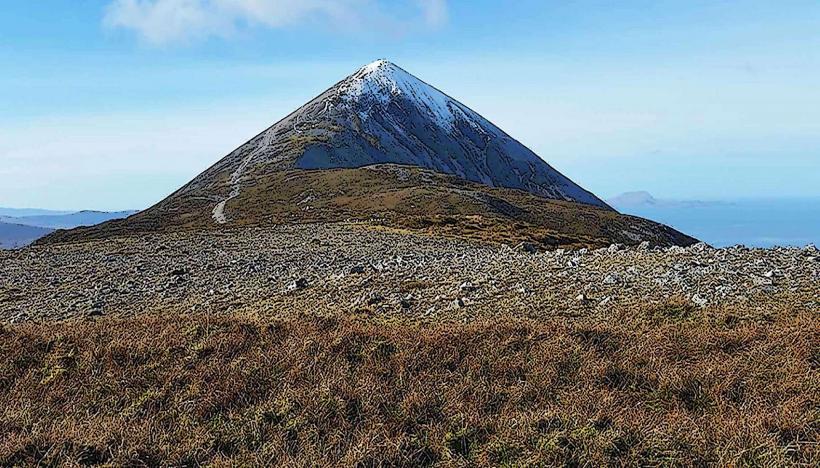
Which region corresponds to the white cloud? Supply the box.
[416,0,447,27]
[104,0,448,45]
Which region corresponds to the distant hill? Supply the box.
[0,207,73,217]
[0,210,137,230]
[0,209,137,248]
[0,222,54,249]
[607,191,660,208]
[607,191,725,209]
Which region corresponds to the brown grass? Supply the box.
[38,165,696,249]
[1,306,817,466]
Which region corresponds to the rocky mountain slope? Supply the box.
[4,224,817,323]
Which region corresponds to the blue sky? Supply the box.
[1,0,819,210]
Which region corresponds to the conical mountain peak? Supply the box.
[359,58,398,73]
[146,59,612,225]
[337,59,407,98]
[339,60,434,99]
[39,59,702,249]
[349,59,406,83]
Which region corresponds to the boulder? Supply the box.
[516,242,538,254]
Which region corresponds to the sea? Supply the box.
[616,198,820,248]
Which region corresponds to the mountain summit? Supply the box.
[176,59,609,224]
[40,60,697,248]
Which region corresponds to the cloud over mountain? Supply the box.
[104,0,448,45]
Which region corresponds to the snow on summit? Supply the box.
[337,59,481,132]
[339,59,428,102]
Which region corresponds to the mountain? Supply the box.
[0,207,72,217]
[0,209,137,248]
[38,60,695,248]
[607,191,660,208]
[607,191,726,209]
[183,58,609,222]
[0,222,54,249]
[0,210,138,230]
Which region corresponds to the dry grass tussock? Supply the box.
[0,304,817,466]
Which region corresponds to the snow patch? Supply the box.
[336,59,488,133]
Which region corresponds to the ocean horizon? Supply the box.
[616,197,820,248]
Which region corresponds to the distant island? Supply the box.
[609,192,819,248]
[607,191,729,209]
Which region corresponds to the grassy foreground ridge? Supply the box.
[1,304,817,466]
